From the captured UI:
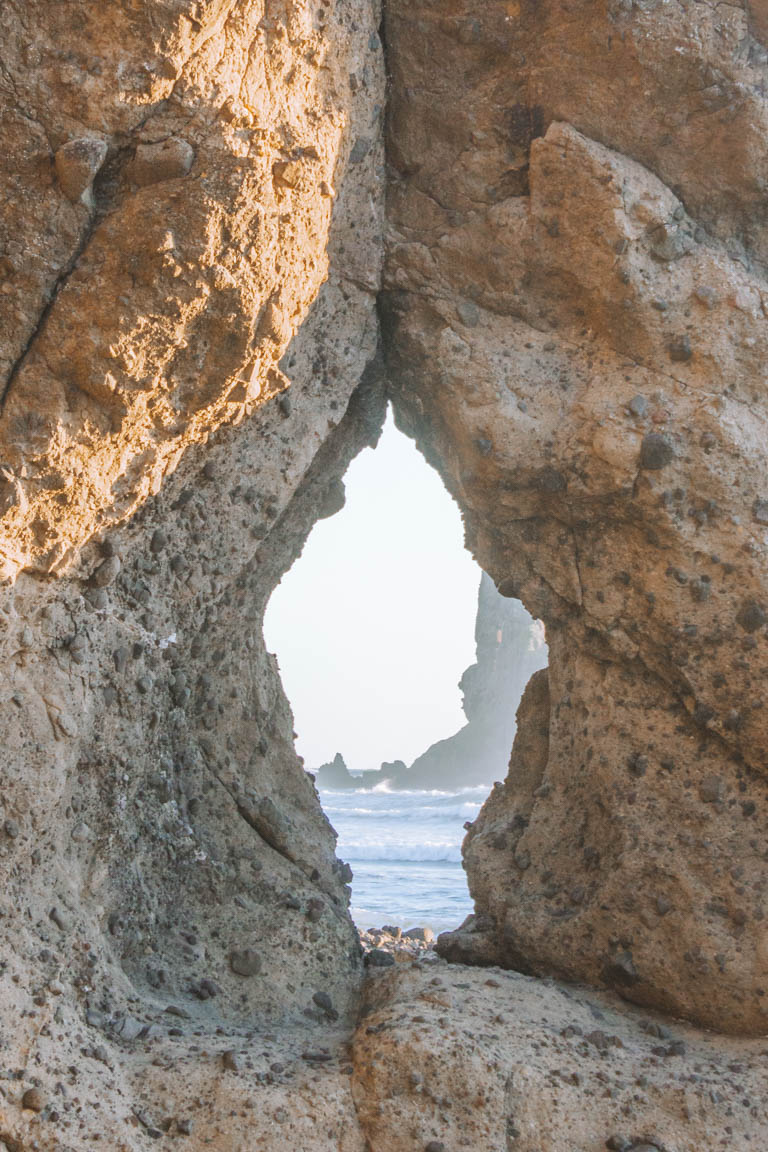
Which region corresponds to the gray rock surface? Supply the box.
[0,0,767,1146]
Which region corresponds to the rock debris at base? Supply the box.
[359,925,438,965]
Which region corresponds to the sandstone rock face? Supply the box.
[0,0,382,577]
[352,962,768,1152]
[0,1,384,1143]
[1,0,768,1146]
[385,0,768,1035]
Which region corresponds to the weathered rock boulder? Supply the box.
[385,1,768,1034]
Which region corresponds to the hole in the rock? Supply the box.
[264,406,547,937]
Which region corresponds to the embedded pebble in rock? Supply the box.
[49,906,70,932]
[21,1087,46,1112]
[305,897,326,923]
[639,433,674,471]
[229,948,262,978]
[736,601,766,633]
[753,499,768,526]
[128,138,195,187]
[668,334,693,362]
[54,137,108,204]
[91,554,121,588]
[313,991,339,1021]
[699,775,725,804]
[116,1015,144,1041]
[150,529,167,554]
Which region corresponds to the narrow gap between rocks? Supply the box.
[264,404,547,949]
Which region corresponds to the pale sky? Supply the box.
[263,408,482,774]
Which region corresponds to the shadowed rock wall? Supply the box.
[0,2,385,1143]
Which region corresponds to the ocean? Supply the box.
[320,784,490,934]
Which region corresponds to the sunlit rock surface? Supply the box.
[0,0,767,1147]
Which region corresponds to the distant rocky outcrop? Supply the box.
[317,752,357,790]
[396,573,547,788]
[332,574,547,791]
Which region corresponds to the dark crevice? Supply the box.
[0,218,95,415]
[0,110,162,417]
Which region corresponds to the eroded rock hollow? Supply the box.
[1,0,767,1148]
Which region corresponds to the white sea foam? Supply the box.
[322,801,481,820]
[321,786,489,799]
[341,840,462,863]
[318,785,482,929]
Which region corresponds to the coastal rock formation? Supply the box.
[316,751,357,790]
[1,0,767,1147]
[317,575,546,790]
[0,0,383,579]
[385,1,768,1035]
[0,2,384,1144]
[352,962,768,1152]
[397,572,547,788]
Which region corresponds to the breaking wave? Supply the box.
[316,784,489,930]
[341,840,462,863]
[322,801,481,821]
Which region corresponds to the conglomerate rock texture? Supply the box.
[0,1,385,1146]
[385,0,768,1036]
[1,0,768,1148]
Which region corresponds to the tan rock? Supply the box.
[54,136,108,205]
[352,964,768,1152]
[385,0,768,1036]
[128,137,195,187]
[0,0,767,1144]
